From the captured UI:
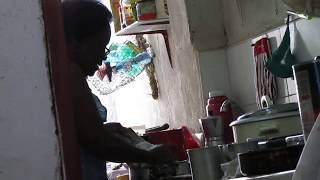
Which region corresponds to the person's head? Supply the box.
[62,0,112,76]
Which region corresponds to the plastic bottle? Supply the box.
[117,42,138,61]
[206,90,234,144]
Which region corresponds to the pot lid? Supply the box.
[230,103,299,126]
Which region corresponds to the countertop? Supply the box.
[229,170,295,180]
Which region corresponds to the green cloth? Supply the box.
[266,17,296,78]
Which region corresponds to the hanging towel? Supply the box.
[266,15,296,78]
[253,37,278,109]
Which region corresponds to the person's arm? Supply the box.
[70,64,173,163]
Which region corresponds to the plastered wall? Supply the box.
[227,18,320,112]
[198,50,231,106]
[98,1,320,131]
[0,0,61,179]
[223,0,288,45]
[98,0,204,132]
[185,0,227,51]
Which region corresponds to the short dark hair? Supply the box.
[62,0,113,42]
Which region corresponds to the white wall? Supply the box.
[94,71,158,128]
[223,0,287,45]
[198,50,231,105]
[97,0,204,132]
[0,1,61,180]
[226,18,320,112]
[185,0,227,50]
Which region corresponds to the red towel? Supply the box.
[253,38,277,108]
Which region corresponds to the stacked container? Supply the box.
[206,91,234,144]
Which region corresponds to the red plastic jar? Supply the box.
[206,91,234,144]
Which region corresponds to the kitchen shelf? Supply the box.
[116,18,169,36]
[115,18,173,67]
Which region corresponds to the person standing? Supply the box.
[62,1,174,179]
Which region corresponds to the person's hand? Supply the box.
[96,62,112,81]
[148,144,178,164]
[103,123,145,145]
[104,122,124,132]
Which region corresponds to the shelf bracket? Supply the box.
[115,19,172,68]
[117,30,172,68]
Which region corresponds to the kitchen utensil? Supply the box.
[293,57,320,140]
[162,175,192,180]
[144,127,200,160]
[260,95,273,108]
[193,133,205,147]
[128,163,174,180]
[285,134,304,147]
[218,141,259,160]
[220,135,304,178]
[145,123,169,133]
[230,103,302,143]
[199,116,224,147]
[205,91,234,143]
[175,160,191,176]
[128,161,190,180]
[188,147,224,180]
[238,144,303,176]
[128,163,150,180]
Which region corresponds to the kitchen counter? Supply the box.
[230,170,295,180]
[163,174,192,180]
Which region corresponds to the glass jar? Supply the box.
[136,0,156,21]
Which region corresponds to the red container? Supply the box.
[144,127,200,160]
[136,0,157,21]
[206,91,234,144]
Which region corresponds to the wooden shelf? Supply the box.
[115,18,169,36]
[115,18,173,68]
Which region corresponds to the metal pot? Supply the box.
[128,161,190,180]
[230,103,303,143]
[218,141,259,160]
[199,116,224,147]
[187,147,224,180]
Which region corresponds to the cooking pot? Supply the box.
[187,147,224,180]
[128,161,190,180]
[230,103,303,143]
